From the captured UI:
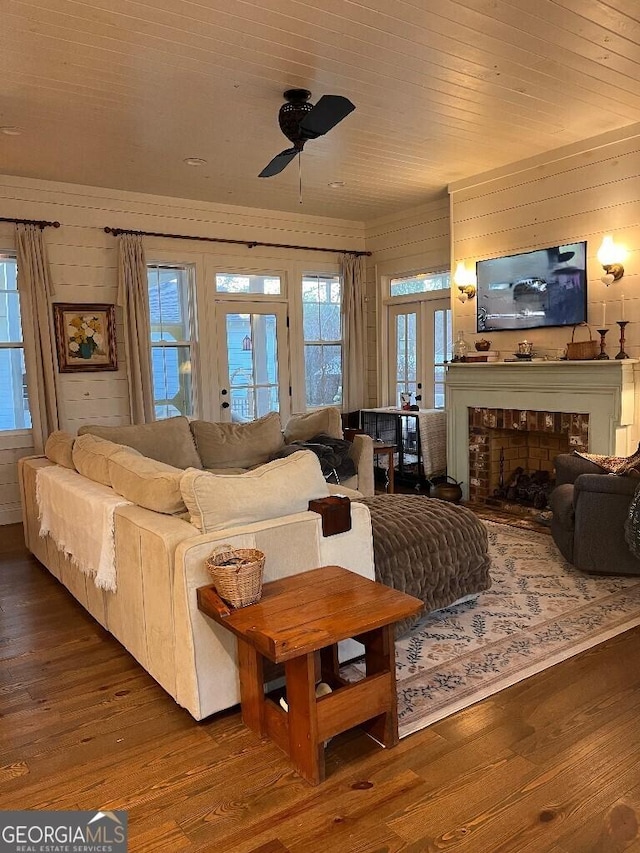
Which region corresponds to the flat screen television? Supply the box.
[476,241,587,332]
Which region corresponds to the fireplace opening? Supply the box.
[468,408,589,516]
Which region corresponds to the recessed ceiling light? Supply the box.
[328,180,346,188]
[183,157,207,167]
[1,126,23,136]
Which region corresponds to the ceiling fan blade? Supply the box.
[299,95,355,139]
[258,147,298,178]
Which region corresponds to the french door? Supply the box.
[387,298,451,409]
[215,302,290,423]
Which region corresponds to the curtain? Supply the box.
[341,253,368,412]
[117,234,155,423]
[15,224,60,451]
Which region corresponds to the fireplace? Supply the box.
[445,361,640,502]
[468,407,588,508]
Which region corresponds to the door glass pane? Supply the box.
[433,308,452,409]
[216,273,281,295]
[227,313,279,420]
[395,311,417,407]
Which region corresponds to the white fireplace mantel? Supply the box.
[445,360,640,500]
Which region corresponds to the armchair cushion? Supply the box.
[554,453,606,486]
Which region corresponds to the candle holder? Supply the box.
[596,328,610,359]
[615,321,629,360]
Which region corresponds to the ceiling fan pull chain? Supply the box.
[299,154,303,205]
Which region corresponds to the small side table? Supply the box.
[197,566,422,785]
[373,442,397,493]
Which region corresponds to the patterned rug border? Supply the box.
[395,520,640,738]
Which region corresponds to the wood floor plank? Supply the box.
[2,525,640,853]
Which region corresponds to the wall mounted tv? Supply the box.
[476,242,587,332]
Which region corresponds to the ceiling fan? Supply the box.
[258,88,355,179]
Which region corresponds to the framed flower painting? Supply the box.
[53,303,117,372]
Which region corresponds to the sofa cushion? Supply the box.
[78,416,202,470]
[72,434,140,487]
[180,450,330,533]
[44,431,76,469]
[108,450,187,515]
[284,407,343,442]
[190,412,284,470]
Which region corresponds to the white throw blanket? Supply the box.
[35,466,132,592]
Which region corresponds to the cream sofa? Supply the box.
[18,412,376,721]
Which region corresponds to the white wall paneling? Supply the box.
[449,126,640,362]
[365,197,451,406]
[0,174,366,522]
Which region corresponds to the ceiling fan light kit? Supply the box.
[259,89,355,179]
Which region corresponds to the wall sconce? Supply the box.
[454,261,477,303]
[597,235,626,286]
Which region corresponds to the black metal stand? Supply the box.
[615,321,629,360]
[596,328,610,359]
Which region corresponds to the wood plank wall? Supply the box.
[0,175,366,524]
[364,197,451,403]
[449,129,640,361]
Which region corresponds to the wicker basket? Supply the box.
[566,324,598,360]
[206,545,265,608]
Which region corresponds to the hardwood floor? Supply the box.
[2,523,640,852]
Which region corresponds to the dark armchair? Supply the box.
[550,453,640,575]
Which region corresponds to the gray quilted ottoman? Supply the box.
[357,495,491,635]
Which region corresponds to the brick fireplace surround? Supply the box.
[468,407,588,505]
[445,361,640,502]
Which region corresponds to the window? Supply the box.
[215,273,281,295]
[0,255,31,431]
[147,264,195,420]
[390,271,450,297]
[433,308,452,408]
[302,273,342,407]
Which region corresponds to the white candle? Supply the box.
[602,301,606,327]
[621,293,626,320]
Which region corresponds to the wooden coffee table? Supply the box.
[197,565,422,785]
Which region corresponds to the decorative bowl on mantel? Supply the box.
[513,352,533,360]
[475,339,492,351]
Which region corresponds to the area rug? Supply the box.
[375,521,640,738]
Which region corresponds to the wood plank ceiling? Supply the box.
[3,0,640,221]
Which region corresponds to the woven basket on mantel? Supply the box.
[566,323,598,360]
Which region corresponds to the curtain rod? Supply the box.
[0,217,60,229]
[104,226,371,257]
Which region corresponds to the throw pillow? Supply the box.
[72,434,140,487]
[44,431,76,470]
[180,450,329,533]
[283,408,343,443]
[575,444,640,475]
[190,411,284,470]
[78,416,202,470]
[108,450,187,515]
